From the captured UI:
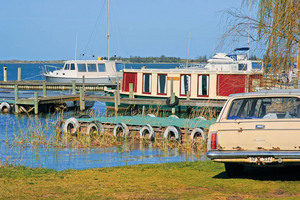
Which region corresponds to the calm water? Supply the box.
[0,63,204,170]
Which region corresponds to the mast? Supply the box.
[186,32,191,67]
[107,0,110,60]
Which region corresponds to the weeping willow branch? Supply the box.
[221,0,300,75]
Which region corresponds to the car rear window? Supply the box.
[227,97,300,119]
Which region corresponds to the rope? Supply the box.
[83,0,107,55]
[23,74,43,80]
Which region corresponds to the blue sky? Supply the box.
[0,0,246,61]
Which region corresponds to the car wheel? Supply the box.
[224,163,244,177]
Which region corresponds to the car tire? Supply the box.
[224,163,244,177]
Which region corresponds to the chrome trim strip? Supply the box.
[207,150,300,159]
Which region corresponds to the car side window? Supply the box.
[228,97,300,119]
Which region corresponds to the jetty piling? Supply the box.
[72,80,76,94]
[17,67,21,81]
[42,81,47,97]
[3,66,7,82]
[14,84,19,113]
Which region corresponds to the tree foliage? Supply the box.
[223,0,300,74]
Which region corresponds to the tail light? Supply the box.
[210,132,218,150]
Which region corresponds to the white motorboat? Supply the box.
[44,0,124,84]
[43,59,125,83]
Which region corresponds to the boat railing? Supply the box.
[179,63,206,69]
[41,65,62,74]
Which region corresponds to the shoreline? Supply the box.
[0,60,65,64]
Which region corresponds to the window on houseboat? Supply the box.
[98,64,106,72]
[78,64,87,72]
[158,74,167,94]
[198,75,209,96]
[116,63,125,72]
[143,73,152,93]
[180,74,191,95]
[70,64,75,70]
[227,97,300,119]
[87,64,97,72]
[252,62,262,70]
[238,64,247,71]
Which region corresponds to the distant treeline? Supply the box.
[109,55,208,63]
[1,54,259,64]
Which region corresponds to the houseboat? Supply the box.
[43,60,125,84]
[106,50,263,111]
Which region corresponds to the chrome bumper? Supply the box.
[207,151,300,160]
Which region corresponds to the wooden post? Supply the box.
[82,75,85,94]
[114,90,119,115]
[170,78,175,114]
[3,66,7,82]
[142,106,145,116]
[129,83,133,98]
[186,90,190,100]
[72,80,76,95]
[34,92,38,115]
[80,87,85,111]
[117,76,120,105]
[170,78,174,94]
[17,67,21,81]
[42,81,47,97]
[14,84,19,113]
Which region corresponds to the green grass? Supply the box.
[1,161,300,199]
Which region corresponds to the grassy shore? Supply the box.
[1,161,300,199]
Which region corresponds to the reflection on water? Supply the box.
[0,102,206,170]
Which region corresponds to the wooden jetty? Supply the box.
[0,80,117,91]
[0,68,225,114]
[0,85,225,115]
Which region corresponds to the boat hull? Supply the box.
[45,75,121,84]
[104,92,222,115]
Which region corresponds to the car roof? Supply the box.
[229,89,300,98]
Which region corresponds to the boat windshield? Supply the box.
[64,64,75,70]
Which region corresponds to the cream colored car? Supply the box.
[206,89,300,177]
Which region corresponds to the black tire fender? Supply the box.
[166,96,179,107]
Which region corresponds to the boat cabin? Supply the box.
[121,68,263,100]
[44,60,125,83]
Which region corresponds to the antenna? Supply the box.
[186,32,191,67]
[107,0,110,61]
[75,33,78,60]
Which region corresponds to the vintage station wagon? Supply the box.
[206,89,300,177]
